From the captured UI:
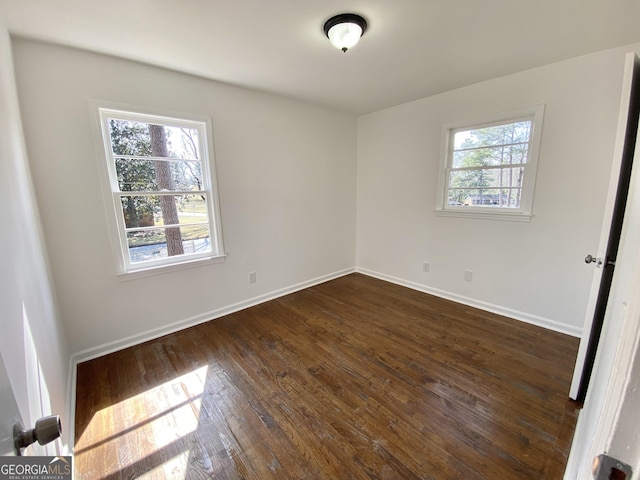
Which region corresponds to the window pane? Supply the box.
[127,228,167,263]
[121,195,156,229]
[503,144,529,165]
[449,166,524,190]
[453,121,531,149]
[127,225,212,264]
[497,167,525,188]
[180,225,212,254]
[164,126,200,160]
[109,119,151,157]
[447,189,469,205]
[499,188,522,208]
[120,194,209,229]
[452,144,529,168]
[108,119,200,160]
[448,188,521,208]
[449,169,488,189]
[465,190,501,206]
[441,106,543,217]
[101,107,224,272]
[115,158,203,192]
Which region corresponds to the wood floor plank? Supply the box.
[75,273,579,479]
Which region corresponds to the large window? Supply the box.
[97,106,224,274]
[436,105,544,221]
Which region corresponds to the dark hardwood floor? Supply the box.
[74,273,580,479]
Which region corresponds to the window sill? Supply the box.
[435,208,532,222]
[117,254,226,281]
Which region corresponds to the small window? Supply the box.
[436,105,544,221]
[97,106,225,274]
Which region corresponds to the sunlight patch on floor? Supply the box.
[74,365,208,479]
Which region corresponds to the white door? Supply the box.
[0,354,23,456]
[569,52,640,400]
[565,70,640,480]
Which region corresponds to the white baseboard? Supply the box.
[70,267,355,366]
[70,265,580,367]
[66,265,580,451]
[64,356,77,455]
[66,267,355,452]
[356,267,582,338]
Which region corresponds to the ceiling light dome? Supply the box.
[323,13,368,52]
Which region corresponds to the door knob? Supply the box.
[13,415,61,455]
[585,254,603,266]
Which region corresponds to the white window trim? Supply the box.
[435,104,545,222]
[92,101,226,278]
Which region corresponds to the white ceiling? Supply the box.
[2,0,640,115]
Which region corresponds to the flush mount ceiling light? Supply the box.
[323,13,368,52]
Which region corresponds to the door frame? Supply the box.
[565,51,640,478]
[569,52,640,400]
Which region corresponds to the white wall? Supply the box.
[11,38,357,356]
[356,44,640,335]
[0,28,70,453]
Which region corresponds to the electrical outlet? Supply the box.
[249,271,257,284]
[464,270,473,282]
[423,262,430,273]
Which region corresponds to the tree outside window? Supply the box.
[437,105,544,222]
[98,107,224,273]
